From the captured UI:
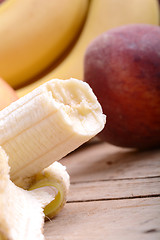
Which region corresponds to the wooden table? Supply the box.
[44,140,160,240]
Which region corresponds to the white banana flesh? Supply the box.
[0,78,106,186]
[0,147,56,240]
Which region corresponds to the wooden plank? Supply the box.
[68,177,160,202]
[44,197,160,240]
[60,142,160,183]
[46,142,160,239]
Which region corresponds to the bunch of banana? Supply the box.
[0,78,106,239]
[0,0,89,88]
[17,0,160,97]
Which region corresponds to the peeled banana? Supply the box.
[0,78,105,184]
[0,0,89,88]
[0,78,105,239]
[17,0,160,97]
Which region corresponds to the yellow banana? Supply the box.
[0,0,89,88]
[17,0,160,97]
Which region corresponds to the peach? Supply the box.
[0,78,18,110]
[84,24,160,149]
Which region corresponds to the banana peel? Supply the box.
[0,146,56,240]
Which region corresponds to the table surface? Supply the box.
[44,140,160,240]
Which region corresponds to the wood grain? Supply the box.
[68,177,160,202]
[61,143,160,183]
[45,198,160,240]
[45,142,160,240]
